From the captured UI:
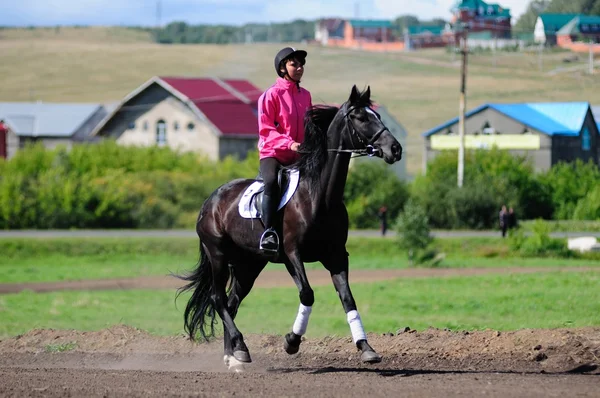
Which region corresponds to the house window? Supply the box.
[582,126,591,151]
[187,122,195,132]
[173,121,179,131]
[143,121,148,131]
[156,120,167,147]
[128,121,136,130]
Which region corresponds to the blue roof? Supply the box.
[422,102,591,137]
[0,102,102,137]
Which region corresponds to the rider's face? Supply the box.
[283,58,305,82]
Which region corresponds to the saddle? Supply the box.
[238,169,300,219]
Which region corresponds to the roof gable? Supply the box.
[0,102,102,137]
[92,76,262,138]
[557,15,600,35]
[423,102,591,137]
[539,13,582,32]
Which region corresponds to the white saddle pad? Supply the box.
[238,169,300,219]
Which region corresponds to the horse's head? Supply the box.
[341,85,402,164]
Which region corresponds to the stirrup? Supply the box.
[259,228,279,253]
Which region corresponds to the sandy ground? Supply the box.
[0,325,598,397]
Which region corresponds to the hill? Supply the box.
[1,26,599,176]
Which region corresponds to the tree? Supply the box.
[514,0,550,35]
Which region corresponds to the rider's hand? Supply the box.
[291,142,300,152]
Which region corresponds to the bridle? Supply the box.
[328,104,390,158]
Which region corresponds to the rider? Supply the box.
[257,47,312,253]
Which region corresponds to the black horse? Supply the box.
[177,85,402,371]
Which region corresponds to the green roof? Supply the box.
[538,13,583,33]
[468,31,493,39]
[557,15,600,35]
[407,25,445,36]
[453,0,510,18]
[348,19,392,28]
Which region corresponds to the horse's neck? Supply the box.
[319,124,351,210]
[322,152,350,207]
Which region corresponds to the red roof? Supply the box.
[223,79,262,102]
[194,101,258,136]
[158,76,261,136]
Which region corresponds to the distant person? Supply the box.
[378,206,388,236]
[499,205,509,238]
[508,207,517,230]
[257,47,312,253]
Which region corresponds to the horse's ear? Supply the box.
[349,85,360,104]
[361,86,371,101]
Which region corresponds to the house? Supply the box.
[422,102,599,173]
[319,19,405,52]
[315,18,345,46]
[556,15,600,53]
[0,102,107,159]
[405,25,452,49]
[450,0,512,39]
[592,105,600,163]
[534,13,582,45]
[91,76,262,161]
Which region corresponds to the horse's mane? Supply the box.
[291,105,339,187]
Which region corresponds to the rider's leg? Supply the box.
[259,157,281,251]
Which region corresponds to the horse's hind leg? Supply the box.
[282,251,315,355]
[322,253,382,364]
[223,262,266,372]
[206,248,252,364]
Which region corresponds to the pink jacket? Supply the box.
[257,77,312,165]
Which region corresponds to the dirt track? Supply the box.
[0,326,598,397]
[1,267,599,396]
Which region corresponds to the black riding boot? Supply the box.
[259,194,280,253]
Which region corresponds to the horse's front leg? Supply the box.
[282,250,314,355]
[323,253,382,363]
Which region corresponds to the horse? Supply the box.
[176,85,403,371]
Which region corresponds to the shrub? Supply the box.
[345,161,409,229]
[508,219,573,258]
[395,199,442,267]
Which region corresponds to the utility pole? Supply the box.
[457,24,469,188]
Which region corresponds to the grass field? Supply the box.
[1,272,599,338]
[2,27,599,176]
[2,236,600,284]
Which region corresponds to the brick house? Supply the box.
[450,0,512,39]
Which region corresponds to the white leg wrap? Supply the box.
[347,310,367,343]
[292,304,312,335]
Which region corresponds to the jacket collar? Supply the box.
[276,77,300,92]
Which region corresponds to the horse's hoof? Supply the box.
[361,350,382,364]
[284,340,300,355]
[284,333,300,355]
[224,355,246,372]
[233,350,252,363]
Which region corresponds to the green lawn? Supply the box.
[1,237,599,284]
[1,272,598,338]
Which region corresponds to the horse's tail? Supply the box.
[174,242,217,342]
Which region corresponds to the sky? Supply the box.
[0,0,529,27]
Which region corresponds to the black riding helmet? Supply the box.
[274,47,307,78]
